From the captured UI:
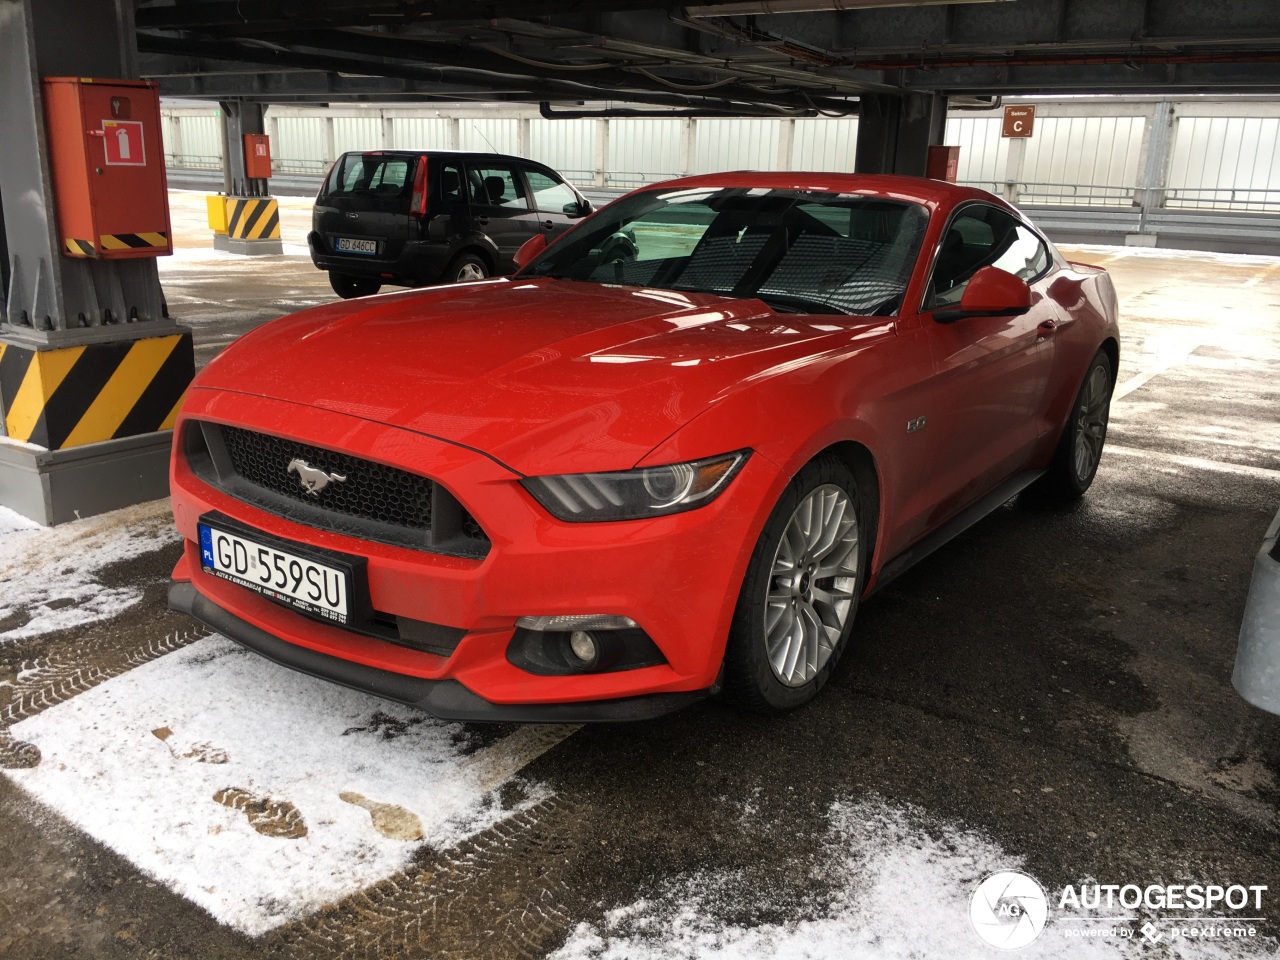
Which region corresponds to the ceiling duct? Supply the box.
[685,0,1015,14]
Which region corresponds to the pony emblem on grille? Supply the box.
[287,459,348,496]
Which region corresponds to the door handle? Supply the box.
[541,219,555,230]
[1037,319,1057,337]
[475,216,489,225]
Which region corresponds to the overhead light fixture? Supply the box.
[686,0,1015,15]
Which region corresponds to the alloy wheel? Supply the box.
[765,484,860,687]
[456,262,487,282]
[1073,363,1110,481]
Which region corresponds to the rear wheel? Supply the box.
[329,272,381,299]
[1030,349,1113,504]
[447,252,489,283]
[723,456,866,714]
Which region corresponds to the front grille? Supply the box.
[186,421,489,557]
[221,426,433,532]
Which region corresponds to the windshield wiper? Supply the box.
[756,293,852,316]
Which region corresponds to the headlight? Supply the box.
[522,451,749,522]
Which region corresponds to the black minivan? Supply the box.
[308,150,593,299]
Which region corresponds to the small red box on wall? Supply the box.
[927,145,961,183]
[243,134,273,180]
[42,77,172,259]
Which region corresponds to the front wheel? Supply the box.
[722,456,867,714]
[329,272,381,300]
[1030,349,1114,504]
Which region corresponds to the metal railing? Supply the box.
[1161,186,1280,212]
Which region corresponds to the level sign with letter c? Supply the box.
[1002,105,1036,138]
[102,120,146,165]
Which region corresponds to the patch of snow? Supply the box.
[0,499,179,642]
[551,796,1271,960]
[0,506,43,536]
[5,635,549,935]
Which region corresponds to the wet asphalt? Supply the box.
[0,199,1278,957]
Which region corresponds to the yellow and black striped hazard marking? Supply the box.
[64,233,170,257]
[0,332,194,450]
[226,197,282,241]
[99,231,170,252]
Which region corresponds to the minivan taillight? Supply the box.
[409,156,429,217]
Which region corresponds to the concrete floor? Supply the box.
[0,194,1278,958]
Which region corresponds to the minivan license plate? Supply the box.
[199,522,351,624]
[336,237,377,255]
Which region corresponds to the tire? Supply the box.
[329,272,381,299]
[1029,349,1114,504]
[446,252,489,284]
[722,455,868,714]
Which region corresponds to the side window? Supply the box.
[929,206,1050,308]
[439,163,465,206]
[467,165,528,210]
[524,168,578,214]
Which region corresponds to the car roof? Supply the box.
[340,149,534,163]
[630,170,1005,209]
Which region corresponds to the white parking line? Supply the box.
[1106,444,1280,481]
[460,723,582,793]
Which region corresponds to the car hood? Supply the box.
[196,278,876,475]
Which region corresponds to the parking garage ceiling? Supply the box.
[137,0,1280,110]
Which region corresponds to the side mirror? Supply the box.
[513,232,548,270]
[934,266,1032,323]
[564,198,592,218]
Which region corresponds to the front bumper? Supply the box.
[169,388,777,718]
[168,581,709,722]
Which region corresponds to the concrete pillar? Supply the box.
[0,0,194,525]
[595,118,610,187]
[776,118,796,172]
[1132,100,1175,242]
[854,93,947,177]
[1003,137,1027,205]
[680,118,696,176]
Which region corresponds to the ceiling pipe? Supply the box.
[539,100,822,118]
[684,0,1014,14]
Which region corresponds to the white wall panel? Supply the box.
[791,117,859,172]
[607,118,683,186]
[1020,116,1145,204]
[944,116,1007,186]
[528,118,596,184]
[391,117,453,151]
[458,118,519,154]
[693,118,779,174]
[1168,116,1280,210]
[175,114,223,164]
[333,116,383,154]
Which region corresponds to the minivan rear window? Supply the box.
[324,154,416,209]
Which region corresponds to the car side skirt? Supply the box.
[870,469,1045,595]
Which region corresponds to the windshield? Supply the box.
[519,187,930,316]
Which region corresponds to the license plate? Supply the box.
[335,237,378,255]
[199,521,353,625]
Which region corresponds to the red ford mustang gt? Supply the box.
[168,172,1119,721]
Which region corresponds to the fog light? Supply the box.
[569,630,598,663]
